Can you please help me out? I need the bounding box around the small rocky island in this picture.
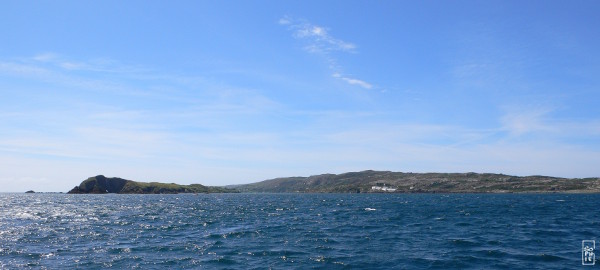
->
[68,175,237,194]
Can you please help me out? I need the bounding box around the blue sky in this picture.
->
[1,1,600,191]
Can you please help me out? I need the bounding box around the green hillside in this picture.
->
[231,170,600,193]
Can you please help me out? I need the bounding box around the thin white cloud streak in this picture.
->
[0,62,49,77]
[332,73,372,89]
[0,60,148,100]
[30,52,146,73]
[342,78,372,89]
[280,16,374,90]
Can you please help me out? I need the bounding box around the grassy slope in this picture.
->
[120,181,233,194]
[233,170,600,193]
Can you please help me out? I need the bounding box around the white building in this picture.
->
[371,186,397,192]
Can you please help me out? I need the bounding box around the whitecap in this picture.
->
[364,208,376,211]
[15,212,36,220]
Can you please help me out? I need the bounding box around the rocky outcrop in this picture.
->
[68,175,129,194]
[67,175,237,194]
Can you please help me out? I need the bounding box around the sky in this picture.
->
[1,1,600,192]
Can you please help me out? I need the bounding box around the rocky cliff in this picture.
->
[68,175,237,194]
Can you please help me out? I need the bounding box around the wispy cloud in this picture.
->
[500,108,554,136]
[333,73,372,89]
[280,16,374,90]
[278,17,291,25]
[0,54,285,161]
[500,107,600,140]
[29,52,145,73]
[280,16,356,53]
[32,52,59,62]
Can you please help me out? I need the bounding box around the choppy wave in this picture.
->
[0,193,597,269]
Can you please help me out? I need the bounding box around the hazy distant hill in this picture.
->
[68,175,237,194]
[231,170,600,193]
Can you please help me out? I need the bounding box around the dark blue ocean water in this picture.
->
[1,193,599,269]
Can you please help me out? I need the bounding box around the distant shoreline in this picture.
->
[16,192,600,195]
[231,170,600,194]
[39,170,600,194]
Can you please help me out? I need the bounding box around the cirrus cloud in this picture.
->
[280,16,375,90]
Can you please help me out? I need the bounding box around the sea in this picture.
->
[1,193,598,269]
